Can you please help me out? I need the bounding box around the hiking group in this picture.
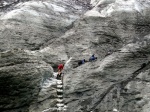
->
[78,54,97,66]
[56,54,97,80]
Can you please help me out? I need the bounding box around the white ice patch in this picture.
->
[115,0,147,13]
[95,0,116,8]
[53,72,58,79]
[64,57,72,71]
[134,1,143,12]
[1,1,44,20]
[113,108,119,112]
[65,57,72,66]
[51,4,66,12]
[41,78,57,90]
[17,1,44,8]
[1,9,21,19]
[90,0,97,6]
[1,1,60,20]
[69,15,79,19]
[39,46,51,53]
[24,9,39,16]
[85,10,104,17]
[119,47,129,53]
[100,4,115,17]
[42,72,58,89]
[3,1,9,6]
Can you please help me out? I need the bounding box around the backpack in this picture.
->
[57,73,62,80]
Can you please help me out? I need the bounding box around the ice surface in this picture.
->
[85,0,149,17]
[1,1,66,20]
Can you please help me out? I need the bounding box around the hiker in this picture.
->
[89,54,97,61]
[58,64,64,75]
[78,59,86,66]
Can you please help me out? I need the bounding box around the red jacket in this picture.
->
[58,64,64,70]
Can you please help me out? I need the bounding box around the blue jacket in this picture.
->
[82,60,85,64]
[89,55,96,61]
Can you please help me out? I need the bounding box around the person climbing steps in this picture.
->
[58,63,64,75]
[42,63,66,112]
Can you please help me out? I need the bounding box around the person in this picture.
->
[78,59,86,66]
[58,64,64,75]
[89,54,97,61]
